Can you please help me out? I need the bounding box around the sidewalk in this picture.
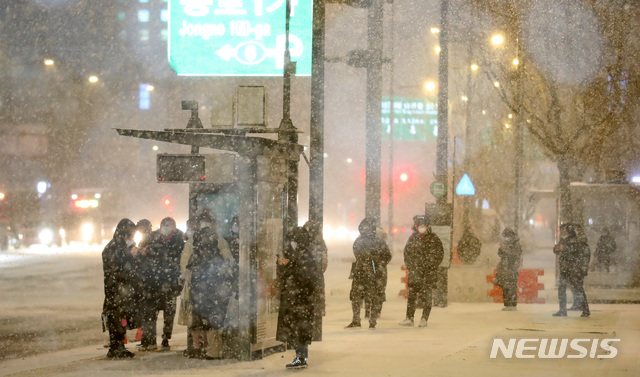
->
[2,256,639,377]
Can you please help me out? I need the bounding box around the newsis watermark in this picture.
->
[490,338,621,359]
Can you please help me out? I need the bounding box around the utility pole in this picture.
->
[387,0,396,251]
[435,0,449,204]
[365,0,384,224]
[309,0,326,228]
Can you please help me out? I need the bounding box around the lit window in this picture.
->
[138,9,150,22]
[139,29,149,41]
[161,29,168,41]
[139,84,151,110]
[161,9,168,22]
[139,0,149,3]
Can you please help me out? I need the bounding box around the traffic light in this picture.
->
[163,197,171,207]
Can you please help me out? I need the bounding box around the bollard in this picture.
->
[487,268,545,304]
[399,265,409,298]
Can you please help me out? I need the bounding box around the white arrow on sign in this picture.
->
[216,45,236,61]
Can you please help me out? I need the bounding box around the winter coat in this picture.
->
[494,237,522,288]
[555,234,590,279]
[276,229,319,346]
[143,229,186,296]
[188,226,234,331]
[306,222,328,341]
[404,229,444,289]
[351,218,392,301]
[102,226,139,327]
[595,234,616,264]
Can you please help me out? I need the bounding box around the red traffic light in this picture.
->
[163,198,171,207]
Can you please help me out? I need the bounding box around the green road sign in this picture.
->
[168,0,313,76]
[430,181,447,198]
[381,97,438,141]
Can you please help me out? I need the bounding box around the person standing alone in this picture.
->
[399,215,444,328]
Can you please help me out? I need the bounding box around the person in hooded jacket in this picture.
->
[345,218,392,330]
[553,223,590,317]
[135,219,161,351]
[399,215,444,328]
[494,228,522,311]
[276,227,320,369]
[102,218,139,359]
[568,223,591,311]
[141,217,185,351]
[303,221,328,341]
[187,209,234,359]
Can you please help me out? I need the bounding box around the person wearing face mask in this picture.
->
[345,218,392,330]
[494,228,522,311]
[276,227,319,369]
[553,223,590,317]
[141,217,185,352]
[101,218,139,359]
[399,215,444,328]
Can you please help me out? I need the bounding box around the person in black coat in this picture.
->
[187,209,234,359]
[494,228,522,311]
[594,227,616,272]
[399,215,444,328]
[102,218,139,359]
[304,221,328,341]
[141,217,185,351]
[553,223,590,317]
[276,227,319,369]
[345,218,392,330]
[135,219,161,350]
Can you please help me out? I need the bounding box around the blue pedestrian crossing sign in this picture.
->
[456,174,475,196]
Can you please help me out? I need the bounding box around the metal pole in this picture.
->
[462,44,472,231]
[309,0,325,228]
[436,0,449,207]
[514,36,524,233]
[387,0,396,251]
[278,0,299,230]
[365,0,384,224]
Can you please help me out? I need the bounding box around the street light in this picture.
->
[425,81,436,91]
[512,58,519,66]
[430,27,440,34]
[435,45,441,54]
[491,34,504,46]
[44,59,54,66]
[88,75,99,83]
[471,64,478,71]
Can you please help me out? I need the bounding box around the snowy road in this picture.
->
[1,244,639,376]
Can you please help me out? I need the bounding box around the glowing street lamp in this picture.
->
[435,45,441,54]
[430,27,440,34]
[491,34,504,46]
[88,75,99,83]
[44,59,54,66]
[512,58,519,66]
[471,64,478,71]
[424,81,436,91]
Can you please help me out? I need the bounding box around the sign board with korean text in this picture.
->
[381,97,438,141]
[168,0,313,76]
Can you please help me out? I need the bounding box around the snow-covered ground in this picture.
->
[1,243,639,376]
